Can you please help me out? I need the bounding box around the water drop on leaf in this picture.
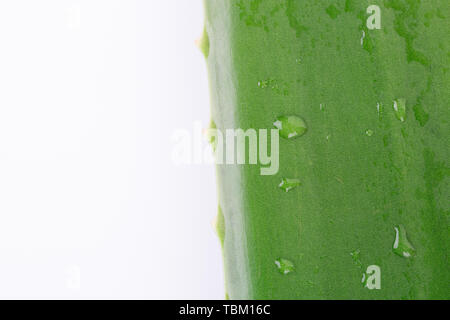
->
[274,115,307,139]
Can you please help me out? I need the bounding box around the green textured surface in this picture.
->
[203,0,449,299]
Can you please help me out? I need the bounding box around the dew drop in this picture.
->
[361,272,367,286]
[365,129,374,136]
[361,271,371,288]
[393,99,406,122]
[274,258,294,275]
[376,102,383,118]
[258,79,274,89]
[360,30,366,46]
[279,178,301,192]
[257,80,268,88]
[273,115,307,139]
[393,225,416,258]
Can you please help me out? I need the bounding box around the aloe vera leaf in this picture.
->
[203,0,449,299]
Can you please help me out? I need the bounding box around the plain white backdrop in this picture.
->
[0,0,223,299]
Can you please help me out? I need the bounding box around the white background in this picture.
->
[0,0,223,299]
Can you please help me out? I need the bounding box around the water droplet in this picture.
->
[274,258,294,275]
[393,99,406,122]
[365,129,374,136]
[361,271,370,288]
[360,30,366,46]
[257,80,269,88]
[393,225,416,258]
[376,102,383,118]
[296,58,302,64]
[279,178,301,192]
[273,115,307,139]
